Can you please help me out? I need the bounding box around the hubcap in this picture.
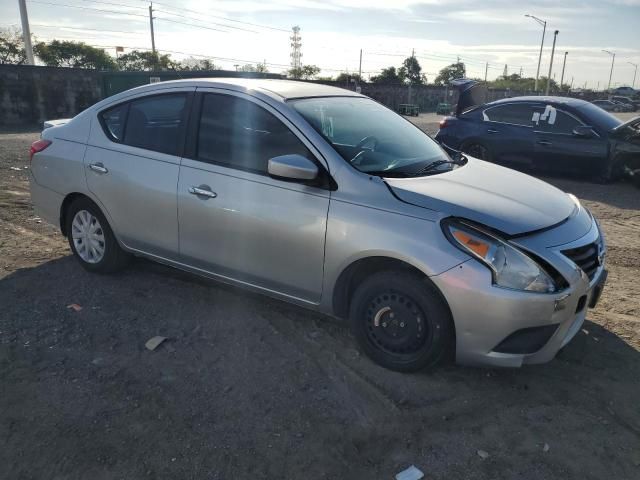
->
[365,292,430,357]
[71,210,105,264]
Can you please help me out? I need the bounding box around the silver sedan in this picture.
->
[29,79,607,371]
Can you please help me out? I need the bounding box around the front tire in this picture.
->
[65,197,130,273]
[349,271,454,372]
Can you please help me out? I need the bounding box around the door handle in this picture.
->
[189,185,217,199]
[89,163,108,174]
[537,140,552,146]
[487,128,499,134]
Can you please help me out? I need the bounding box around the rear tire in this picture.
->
[348,271,454,372]
[65,197,130,273]
[462,142,492,161]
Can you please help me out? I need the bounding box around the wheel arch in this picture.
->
[331,256,453,322]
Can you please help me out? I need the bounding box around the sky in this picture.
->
[1,0,639,89]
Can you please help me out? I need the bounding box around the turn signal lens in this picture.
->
[452,230,490,258]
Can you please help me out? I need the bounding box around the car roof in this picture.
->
[114,78,362,101]
[485,96,591,108]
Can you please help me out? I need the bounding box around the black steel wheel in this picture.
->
[349,271,454,372]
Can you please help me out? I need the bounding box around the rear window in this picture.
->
[99,93,188,155]
[124,94,187,155]
[484,104,532,126]
[100,103,127,141]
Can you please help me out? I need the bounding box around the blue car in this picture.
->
[435,80,640,183]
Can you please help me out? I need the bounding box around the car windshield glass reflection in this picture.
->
[291,97,459,177]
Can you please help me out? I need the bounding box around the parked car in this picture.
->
[592,99,625,112]
[30,78,608,371]
[613,86,637,96]
[611,95,639,111]
[611,100,635,112]
[435,79,640,183]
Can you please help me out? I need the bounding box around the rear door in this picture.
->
[85,88,193,259]
[532,104,608,174]
[177,90,331,303]
[479,103,535,167]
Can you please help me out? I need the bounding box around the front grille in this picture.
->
[562,242,600,280]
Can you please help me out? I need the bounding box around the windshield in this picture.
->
[290,97,454,177]
[576,102,622,131]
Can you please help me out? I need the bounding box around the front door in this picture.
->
[85,89,192,259]
[531,104,609,175]
[177,91,331,303]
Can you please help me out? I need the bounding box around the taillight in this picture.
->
[439,118,449,129]
[30,139,51,162]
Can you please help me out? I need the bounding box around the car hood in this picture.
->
[385,158,576,236]
[611,115,640,134]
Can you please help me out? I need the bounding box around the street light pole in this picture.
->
[629,62,638,89]
[525,14,546,92]
[560,51,568,92]
[545,30,559,95]
[603,50,615,93]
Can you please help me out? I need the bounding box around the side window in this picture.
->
[197,94,311,174]
[484,104,532,126]
[100,103,127,141]
[531,105,582,134]
[123,93,187,155]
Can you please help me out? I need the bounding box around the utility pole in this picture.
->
[560,51,568,91]
[571,76,574,90]
[545,30,559,95]
[519,66,523,77]
[628,62,638,89]
[603,50,615,93]
[408,48,415,104]
[484,62,488,82]
[18,0,35,65]
[148,1,156,70]
[358,49,362,79]
[525,14,546,92]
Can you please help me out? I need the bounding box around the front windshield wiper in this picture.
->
[364,170,415,178]
[412,157,467,176]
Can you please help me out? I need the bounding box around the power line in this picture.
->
[154,8,258,33]
[153,16,228,34]
[28,1,148,18]
[144,0,290,32]
[82,0,147,10]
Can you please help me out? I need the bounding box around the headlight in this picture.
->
[443,219,556,293]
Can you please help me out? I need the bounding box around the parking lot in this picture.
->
[1,125,639,479]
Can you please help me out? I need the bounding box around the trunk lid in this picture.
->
[451,79,488,117]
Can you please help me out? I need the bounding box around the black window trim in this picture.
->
[185,90,336,191]
[97,90,194,157]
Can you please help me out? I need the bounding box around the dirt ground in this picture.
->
[1,127,639,480]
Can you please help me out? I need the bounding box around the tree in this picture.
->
[0,27,27,65]
[370,66,403,84]
[116,50,175,71]
[401,56,425,85]
[177,57,218,71]
[237,62,269,73]
[34,40,116,69]
[433,62,466,86]
[335,72,363,84]
[287,64,320,80]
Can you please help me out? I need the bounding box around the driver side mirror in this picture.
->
[268,154,318,181]
[572,125,596,138]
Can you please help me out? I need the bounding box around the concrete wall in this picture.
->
[0,65,102,127]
